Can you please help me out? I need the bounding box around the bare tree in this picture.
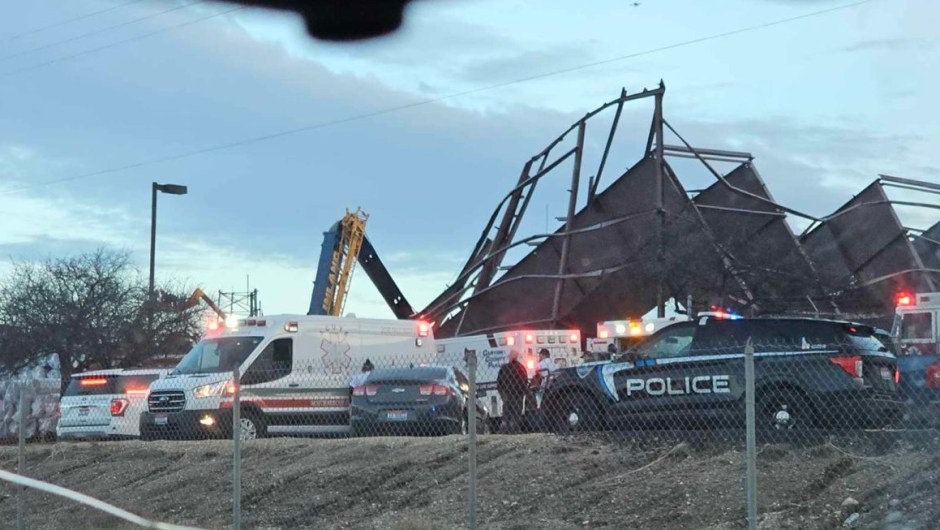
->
[0,249,204,391]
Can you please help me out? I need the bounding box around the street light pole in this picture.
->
[149,182,159,303]
[148,182,188,346]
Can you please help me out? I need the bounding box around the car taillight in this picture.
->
[419,384,450,396]
[353,385,378,396]
[830,356,863,379]
[926,364,940,389]
[895,368,901,385]
[110,398,129,417]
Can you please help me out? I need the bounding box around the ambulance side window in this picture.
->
[242,338,293,385]
[637,324,696,359]
[901,312,933,340]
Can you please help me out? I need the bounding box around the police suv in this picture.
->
[542,316,902,432]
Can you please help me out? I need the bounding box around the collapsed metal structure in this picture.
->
[403,83,939,337]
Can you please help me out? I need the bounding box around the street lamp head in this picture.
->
[156,183,188,195]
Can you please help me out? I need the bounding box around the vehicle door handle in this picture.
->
[288,383,299,388]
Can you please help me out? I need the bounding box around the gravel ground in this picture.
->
[0,433,938,529]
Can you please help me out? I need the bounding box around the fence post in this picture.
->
[464,348,478,530]
[232,367,241,530]
[17,386,26,530]
[744,338,757,530]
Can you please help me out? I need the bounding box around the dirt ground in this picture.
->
[0,432,938,530]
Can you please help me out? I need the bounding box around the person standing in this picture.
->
[349,358,374,396]
[533,348,556,409]
[496,350,528,434]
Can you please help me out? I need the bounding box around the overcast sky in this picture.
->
[0,0,937,319]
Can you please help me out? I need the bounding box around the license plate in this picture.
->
[880,367,892,381]
[78,408,90,417]
[154,414,168,426]
[386,410,408,421]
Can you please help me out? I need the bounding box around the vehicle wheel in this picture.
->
[756,389,811,431]
[447,411,468,436]
[239,413,266,440]
[352,423,376,437]
[551,392,600,433]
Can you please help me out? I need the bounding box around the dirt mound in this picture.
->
[0,434,938,529]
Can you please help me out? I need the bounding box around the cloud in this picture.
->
[835,37,938,54]
[459,47,597,84]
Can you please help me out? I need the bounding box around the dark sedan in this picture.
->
[350,366,489,436]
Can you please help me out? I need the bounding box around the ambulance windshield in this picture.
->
[174,336,264,375]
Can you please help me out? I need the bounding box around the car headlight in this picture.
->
[193,381,230,399]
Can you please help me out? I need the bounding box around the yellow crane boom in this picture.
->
[320,208,369,316]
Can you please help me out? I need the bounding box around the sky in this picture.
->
[0,0,937,319]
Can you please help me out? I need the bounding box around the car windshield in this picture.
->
[173,337,264,375]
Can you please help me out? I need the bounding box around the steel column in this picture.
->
[551,120,585,325]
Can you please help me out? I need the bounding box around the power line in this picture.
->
[1,0,878,195]
[0,4,241,80]
[0,1,204,64]
[0,0,147,43]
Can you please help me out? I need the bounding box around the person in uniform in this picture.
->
[496,350,528,434]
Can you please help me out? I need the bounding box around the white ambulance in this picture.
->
[435,329,583,429]
[140,314,435,440]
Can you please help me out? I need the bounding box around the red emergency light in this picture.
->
[417,321,430,337]
[896,292,913,307]
[598,328,609,339]
[506,336,516,346]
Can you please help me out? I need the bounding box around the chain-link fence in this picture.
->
[2,317,938,529]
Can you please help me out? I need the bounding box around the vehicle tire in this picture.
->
[551,392,600,434]
[756,389,811,432]
[446,411,468,436]
[239,412,266,440]
[352,423,376,437]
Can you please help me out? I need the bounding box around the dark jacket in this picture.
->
[497,359,528,397]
